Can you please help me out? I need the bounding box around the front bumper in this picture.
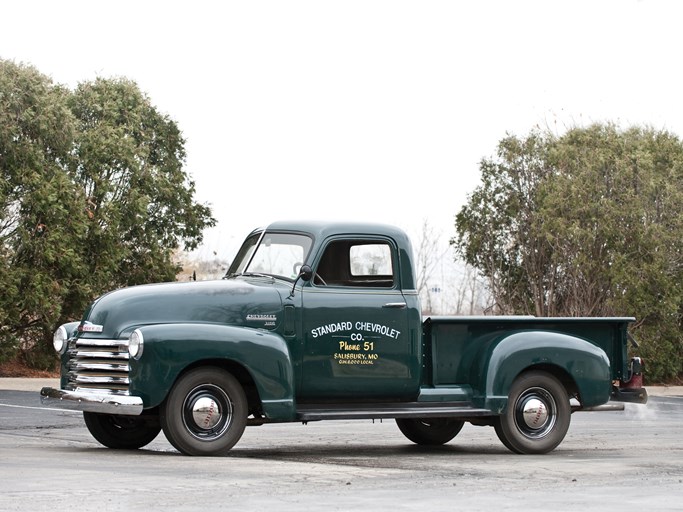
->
[40,387,143,416]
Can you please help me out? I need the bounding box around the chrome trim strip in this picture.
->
[72,375,130,385]
[71,386,131,396]
[69,361,130,372]
[305,288,406,295]
[40,387,143,415]
[71,350,129,360]
[382,302,407,308]
[76,338,128,347]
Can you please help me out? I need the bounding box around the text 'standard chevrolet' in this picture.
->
[42,221,647,455]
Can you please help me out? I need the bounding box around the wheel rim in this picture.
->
[181,384,233,441]
[513,386,557,439]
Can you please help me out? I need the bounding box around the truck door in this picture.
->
[299,237,417,401]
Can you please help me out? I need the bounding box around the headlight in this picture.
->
[53,326,68,355]
[128,329,144,359]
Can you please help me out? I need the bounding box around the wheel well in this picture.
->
[180,359,262,416]
[518,364,579,401]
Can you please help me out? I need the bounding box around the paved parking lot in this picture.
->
[1,380,681,511]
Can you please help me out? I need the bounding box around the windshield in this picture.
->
[227,231,313,281]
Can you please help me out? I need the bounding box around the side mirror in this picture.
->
[299,265,314,282]
[289,264,313,299]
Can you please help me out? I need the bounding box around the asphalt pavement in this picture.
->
[1,377,682,512]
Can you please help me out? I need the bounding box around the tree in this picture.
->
[452,132,559,316]
[0,60,215,369]
[453,123,683,383]
[66,77,215,295]
[0,60,86,366]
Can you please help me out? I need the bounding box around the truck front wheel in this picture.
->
[396,418,465,445]
[494,371,570,454]
[160,367,247,456]
[83,412,161,449]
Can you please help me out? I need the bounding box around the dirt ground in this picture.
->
[0,358,58,378]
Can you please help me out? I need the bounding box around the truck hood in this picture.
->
[83,278,285,339]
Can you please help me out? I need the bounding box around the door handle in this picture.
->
[383,302,407,308]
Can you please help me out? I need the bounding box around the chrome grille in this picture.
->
[66,338,131,395]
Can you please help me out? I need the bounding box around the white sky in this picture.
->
[3,0,683,261]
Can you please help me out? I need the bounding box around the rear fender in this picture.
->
[128,323,296,420]
[481,331,611,413]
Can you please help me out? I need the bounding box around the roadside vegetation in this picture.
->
[454,124,683,383]
[0,59,215,370]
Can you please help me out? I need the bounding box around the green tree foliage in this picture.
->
[0,60,86,366]
[453,124,683,383]
[0,60,215,369]
[67,77,214,294]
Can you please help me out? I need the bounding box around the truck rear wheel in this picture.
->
[396,418,465,445]
[160,367,247,456]
[83,412,161,450]
[494,370,570,454]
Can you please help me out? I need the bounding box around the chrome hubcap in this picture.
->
[191,396,221,430]
[182,384,233,441]
[521,398,548,429]
[514,387,557,439]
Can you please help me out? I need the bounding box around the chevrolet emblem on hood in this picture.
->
[246,314,276,322]
[78,322,104,333]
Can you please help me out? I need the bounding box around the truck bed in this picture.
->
[424,316,635,385]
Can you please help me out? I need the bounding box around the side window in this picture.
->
[315,239,395,287]
[350,244,392,277]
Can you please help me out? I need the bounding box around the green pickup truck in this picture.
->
[41,221,647,456]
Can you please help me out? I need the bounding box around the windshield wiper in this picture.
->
[226,272,293,283]
[242,272,275,279]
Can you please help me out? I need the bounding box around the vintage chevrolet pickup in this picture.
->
[41,221,647,456]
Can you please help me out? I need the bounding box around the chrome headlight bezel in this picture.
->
[128,329,144,359]
[53,326,69,355]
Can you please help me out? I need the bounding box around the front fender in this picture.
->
[481,331,611,413]
[128,323,296,420]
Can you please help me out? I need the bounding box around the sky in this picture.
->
[2,0,683,262]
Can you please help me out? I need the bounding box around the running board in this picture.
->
[296,402,492,421]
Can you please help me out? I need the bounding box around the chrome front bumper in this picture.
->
[40,387,143,416]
